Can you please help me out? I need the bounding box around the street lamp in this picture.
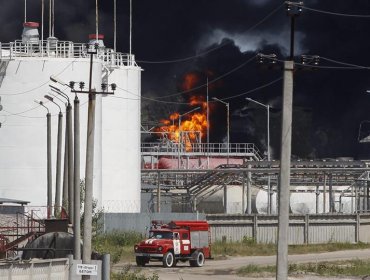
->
[34,100,52,218]
[212,97,230,164]
[49,84,74,224]
[50,77,82,260]
[245,97,271,213]
[178,107,201,169]
[44,95,63,217]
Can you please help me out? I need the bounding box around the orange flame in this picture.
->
[155,72,215,150]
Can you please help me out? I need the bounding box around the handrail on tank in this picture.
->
[0,39,137,67]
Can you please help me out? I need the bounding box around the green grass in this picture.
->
[238,264,276,277]
[92,231,143,264]
[289,260,370,276]
[92,231,370,264]
[111,265,159,280]
[212,239,370,259]
[238,259,370,277]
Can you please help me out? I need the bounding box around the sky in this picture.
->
[1,0,370,159]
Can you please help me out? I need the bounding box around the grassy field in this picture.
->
[212,239,370,259]
[237,259,370,278]
[92,231,370,264]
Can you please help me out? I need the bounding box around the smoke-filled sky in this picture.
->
[1,0,370,159]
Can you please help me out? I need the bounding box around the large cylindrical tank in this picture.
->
[0,57,102,207]
[200,185,353,215]
[101,65,141,212]
[0,40,141,213]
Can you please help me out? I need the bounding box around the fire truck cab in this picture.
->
[134,220,211,267]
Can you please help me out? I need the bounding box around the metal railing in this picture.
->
[0,210,45,256]
[141,142,263,159]
[0,40,136,67]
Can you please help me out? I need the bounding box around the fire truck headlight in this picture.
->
[158,246,163,252]
[134,245,139,252]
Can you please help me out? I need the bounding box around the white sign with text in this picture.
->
[76,264,98,276]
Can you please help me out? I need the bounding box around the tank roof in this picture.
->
[23,22,39,28]
[0,198,30,205]
[89,34,104,40]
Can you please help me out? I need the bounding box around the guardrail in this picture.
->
[0,40,136,67]
[141,142,263,160]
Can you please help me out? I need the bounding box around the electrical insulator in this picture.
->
[79,82,85,90]
[101,83,107,91]
[313,56,320,65]
[111,83,117,91]
[69,81,75,89]
[269,54,277,64]
[257,54,264,64]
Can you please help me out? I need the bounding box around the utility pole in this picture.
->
[73,92,81,259]
[276,60,294,280]
[77,44,115,273]
[276,2,302,279]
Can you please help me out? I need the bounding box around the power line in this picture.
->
[222,76,283,101]
[320,57,370,69]
[136,3,284,64]
[262,55,370,70]
[0,60,77,96]
[155,54,257,99]
[1,100,88,119]
[114,76,283,104]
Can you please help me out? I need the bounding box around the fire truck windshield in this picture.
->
[149,231,173,239]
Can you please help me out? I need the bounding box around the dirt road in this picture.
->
[113,249,370,280]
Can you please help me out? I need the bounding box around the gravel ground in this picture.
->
[113,249,370,280]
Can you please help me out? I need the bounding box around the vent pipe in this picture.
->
[88,34,105,48]
[22,22,40,44]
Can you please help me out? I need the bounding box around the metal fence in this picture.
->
[207,214,370,244]
[102,213,370,245]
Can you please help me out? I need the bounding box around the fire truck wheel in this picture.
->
[163,252,175,267]
[190,251,205,267]
[136,256,146,267]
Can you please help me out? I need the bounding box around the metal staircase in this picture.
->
[0,212,45,258]
[0,60,9,87]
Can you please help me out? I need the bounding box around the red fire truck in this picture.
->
[134,220,211,267]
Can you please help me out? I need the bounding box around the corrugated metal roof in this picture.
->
[0,198,30,205]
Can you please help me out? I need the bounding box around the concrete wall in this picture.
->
[206,213,370,244]
[0,258,69,279]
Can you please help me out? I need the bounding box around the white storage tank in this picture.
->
[0,31,142,213]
